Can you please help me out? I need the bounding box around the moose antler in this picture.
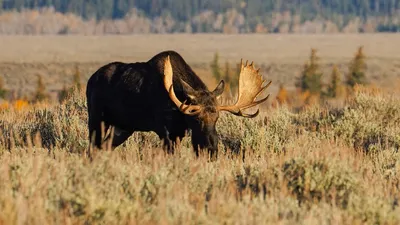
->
[163,55,202,115]
[217,59,271,118]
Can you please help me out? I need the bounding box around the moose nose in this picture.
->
[207,135,218,149]
[207,135,219,160]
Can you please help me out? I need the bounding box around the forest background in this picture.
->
[0,0,399,35]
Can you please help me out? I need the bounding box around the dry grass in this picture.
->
[0,86,399,224]
[1,34,400,99]
[1,34,400,223]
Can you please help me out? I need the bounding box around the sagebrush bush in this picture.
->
[282,157,359,209]
[333,86,400,152]
[0,86,400,224]
[0,89,88,152]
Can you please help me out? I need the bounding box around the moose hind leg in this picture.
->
[88,118,109,150]
[87,96,109,150]
[161,137,175,154]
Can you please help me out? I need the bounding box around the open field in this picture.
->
[0,86,400,224]
[1,34,400,224]
[2,34,400,63]
[1,34,400,99]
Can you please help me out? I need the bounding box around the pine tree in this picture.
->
[58,82,70,103]
[223,61,231,94]
[73,64,82,91]
[223,61,240,95]
[34,74,48,102]
[296,48,323,96]
[210,52,222,82]
[0,76,7,99]
[232,61,240,93]
[346,46,367,88]
[327,64,342,98]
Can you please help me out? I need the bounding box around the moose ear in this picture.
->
[212,80,225,97]
[180,80,197,100]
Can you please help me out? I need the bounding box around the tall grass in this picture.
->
[0,86,399,224]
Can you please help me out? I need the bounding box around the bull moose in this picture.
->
[86,50,271,158]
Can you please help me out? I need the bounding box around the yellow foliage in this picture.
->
[14,99,29,111]
[0,101,10,111]
[0,99,30,112]
[298,90,320,106]
[306,94,320,106]
[299,90,311,103]
[276,84,288,105]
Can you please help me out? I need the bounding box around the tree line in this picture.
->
[2,0,399,21]
[0,0,399,34]
[0,45,374,111]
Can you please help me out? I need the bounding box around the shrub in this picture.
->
[283,158,359,209]
[346,46,367,89]
[210,52,222,82]
[0,76,8,99]
[276,84,289,105]
[13,99,29,111]
[33,74,49,103]
[326,64,344,98]
[296,48,324,97]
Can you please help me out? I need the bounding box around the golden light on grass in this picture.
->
[0,33,400,224]
[0,101,10,111]
[0,86,399,224]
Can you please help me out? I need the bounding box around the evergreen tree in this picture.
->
[210,52,222,82]
[232,62,240,94]
[0,0,399,31]
[73,64,82,91]
[58,82,70,103]
[326,64,342,98]
[296,48,323,96]
[222,61,239,95]
[0,76,8,99]
[223,61,231,94]
[34,74,48,102]
[346,46,367,88]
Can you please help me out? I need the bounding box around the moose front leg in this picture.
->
[159,126,186,154]
[103,126,133,149]
[162,137,175,154]
[191,144,218,161]
[191,134,219,161]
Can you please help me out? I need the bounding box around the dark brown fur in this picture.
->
[86,50,225,158]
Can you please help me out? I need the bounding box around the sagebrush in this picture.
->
[0,86,399,225]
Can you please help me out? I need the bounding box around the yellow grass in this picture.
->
[1,33,400,224]
[0,87,400,224]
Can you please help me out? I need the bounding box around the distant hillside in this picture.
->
[0,0,399,34]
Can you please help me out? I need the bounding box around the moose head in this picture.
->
[163,56,272,157]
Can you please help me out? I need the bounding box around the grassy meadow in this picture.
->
[0,34,400,224]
